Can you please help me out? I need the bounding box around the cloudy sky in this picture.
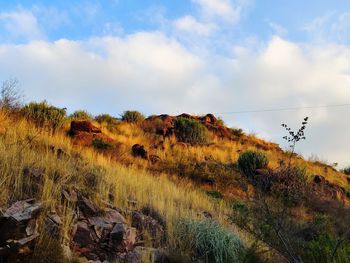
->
[1,0,350,167]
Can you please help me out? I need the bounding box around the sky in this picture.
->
[0,0,350,167]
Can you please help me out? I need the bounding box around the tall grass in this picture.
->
[0,111,237,259]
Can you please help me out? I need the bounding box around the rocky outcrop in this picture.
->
[144,113,235,141]
[311,175,350,205]
[70,121,114,147]
[0,199,42,259]
[70,121,101,135]
[62,190,166,262]
[0,192,168,263]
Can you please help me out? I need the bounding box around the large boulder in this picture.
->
[0,200,42,258]
[131,144,149,160]
[200,113,217,125]
[70,121,101,135]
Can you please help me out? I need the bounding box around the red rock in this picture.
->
[73,221,94,247]
[70,121,101,135]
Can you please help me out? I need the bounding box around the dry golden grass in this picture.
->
[0,111,242,258]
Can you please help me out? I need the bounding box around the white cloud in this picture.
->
[174,15,217,36]
[0,9,44,41]
[303,12,350,43]
[268,21,288,36]
[192,0,249,24]
[0,31,349,166]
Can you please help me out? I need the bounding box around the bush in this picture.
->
[69,110,93,120]
[238,151,268,177]
[341,166,350,175]
[206,190,224,199]
[22,101,66,132]
[92,138,113,150]
[174,117,210,145]
[121,110,145,123]
[174,219,246,263]
[230,128,245,138]
[95,114,116,124]
[305,234,350,263]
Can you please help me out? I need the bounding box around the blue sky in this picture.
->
[0,0,350,166]
[1,0,350,45]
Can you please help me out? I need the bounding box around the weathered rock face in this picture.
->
[70,121,102,135]
[70,121,114,147]
[0,199,42,259]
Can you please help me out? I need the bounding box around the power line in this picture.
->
[213,103,350,115]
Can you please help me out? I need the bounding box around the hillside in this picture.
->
[0,103,349,263]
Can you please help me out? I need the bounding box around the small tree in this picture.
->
[0,78,22,111]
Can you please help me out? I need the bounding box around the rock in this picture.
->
[78,195,99,217]
[131,144,149,160]
[0,200,42,259]
[70,121,101,135]
[200,114,217,125]
[110,223,136,252]
[313,175,325,184]
[131,211,165,247]
[149,155,161,165]
[45,212,62,239]
[73,221,95,247]
[3,199,42,223]
[103,209,126,224]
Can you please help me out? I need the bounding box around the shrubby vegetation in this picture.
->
[69,110,93,120]
[230,127,245,138]
[341,166,350,175]
[174,117,210,145]
[22,101,66,132]
[92,138,113,150]
[95,113,116,124]
[238,150,268,177]
[121,110,145,123]
[174,219,247,263]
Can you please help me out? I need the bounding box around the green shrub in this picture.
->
[22,101,66,132]
[174,219,246,263]
[174,117,210,145]
[230,128,245,138]
[206,190,224,199]
[121,110,145,123]
[92,138,113,150]
[69,110,93,120]
[305,234,350,263]
[238,151,268,177]
[95,114,116,124]
[341,166,350,175]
